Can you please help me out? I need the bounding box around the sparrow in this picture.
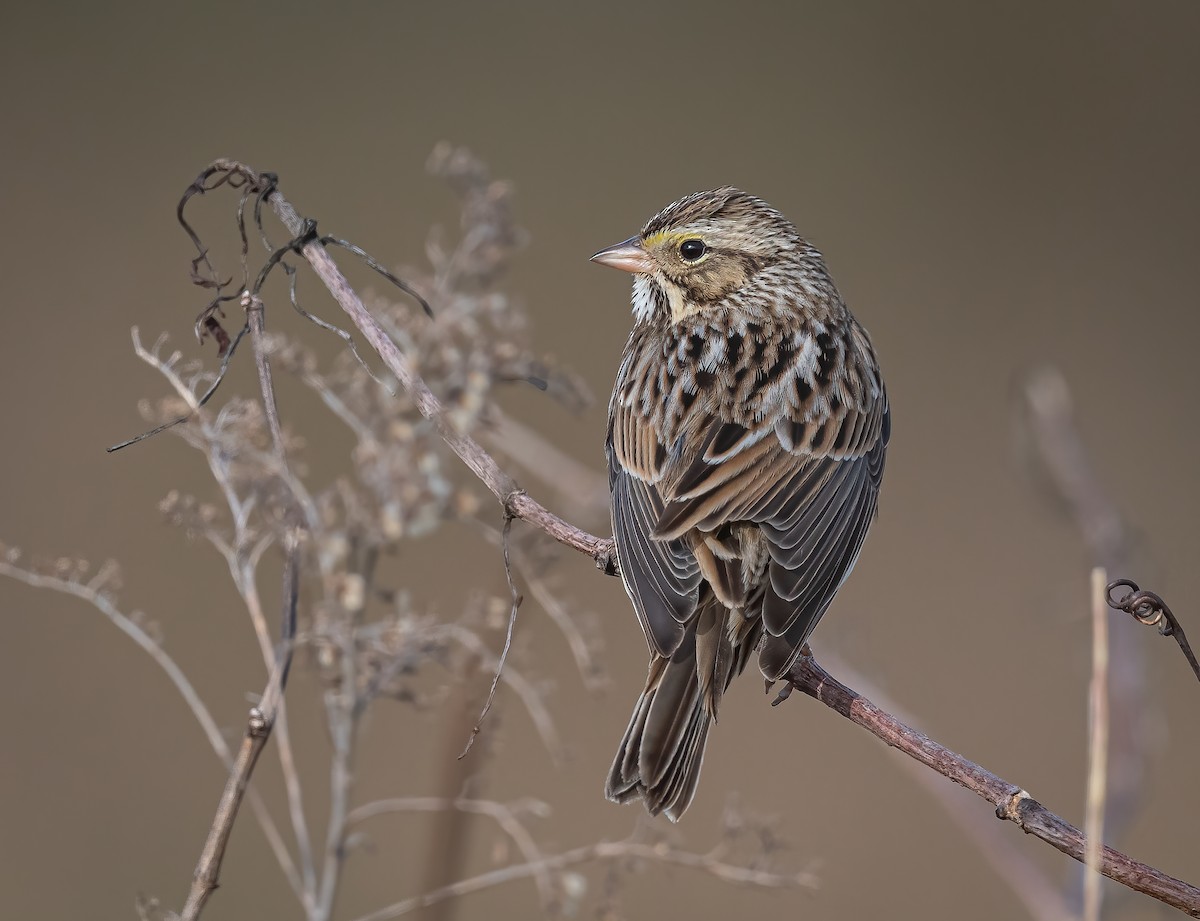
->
[591,188,889,820]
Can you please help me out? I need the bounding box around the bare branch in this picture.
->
[819,652,1076,921]
[778,656,1200,918]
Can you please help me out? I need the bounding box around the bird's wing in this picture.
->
[608,321,888,675]
[607,399,702,658]
[649,342,889,679]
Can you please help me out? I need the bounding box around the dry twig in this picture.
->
[459,515,523,759]
[349,833,817,921]
[179,290,304,921]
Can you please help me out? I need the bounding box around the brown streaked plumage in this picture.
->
[592,188,889,821]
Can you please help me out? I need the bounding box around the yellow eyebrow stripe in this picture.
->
[643,229,689,250]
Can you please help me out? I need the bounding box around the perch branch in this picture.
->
[818,652,1075,921]
[777,657,1200,918]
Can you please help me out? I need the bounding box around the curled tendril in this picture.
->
[1106,579,1173,631]
[1106,579,1200,683]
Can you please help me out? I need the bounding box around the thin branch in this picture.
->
[179,540,300,921]
[178,284,304,921]
[460,515,523,759]
[475,518,606,691]
[481,406,609,521]
[314,607,359,921]
[819,652,1076,921]
[0,557,304,900]
[436,622,564,764]
[237,557,317,905]
[348,835,817,921]
[1084,567,1110,921]
[777,656,1200,919]
[345,796,557,910]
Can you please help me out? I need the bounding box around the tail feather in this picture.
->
[605,651,708,820]
[641,640,703,789]
[606,626,725,822]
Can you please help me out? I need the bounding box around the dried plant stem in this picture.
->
[1019,367,1148,866]
[1084,567,1110,921]
[180,707,274,919]
[347,797,557,910]
[180,546,300,920]
[475,518,606,690]
[209,160,616,574]
[348,836,817,921]
[459,515,523,759]
[237,561,317,906]
[179,288,305,920]
[314,615,359,921]
[0,560,304,900]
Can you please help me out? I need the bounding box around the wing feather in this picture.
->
[611,467,700,657]
[608,318,888,680]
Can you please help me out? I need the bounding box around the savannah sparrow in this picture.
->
[591,188,889,821]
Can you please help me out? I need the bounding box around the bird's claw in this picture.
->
[770,681,795,707]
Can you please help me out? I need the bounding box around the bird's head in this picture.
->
[591,187,821,324]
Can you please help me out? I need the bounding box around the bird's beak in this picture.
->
[590,236,654,275]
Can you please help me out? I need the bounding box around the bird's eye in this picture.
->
[679,239,707,261]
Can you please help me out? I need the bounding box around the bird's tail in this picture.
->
[605,631,712,822]
[607,591,757,821]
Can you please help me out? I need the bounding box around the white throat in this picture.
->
[630,275,657,323]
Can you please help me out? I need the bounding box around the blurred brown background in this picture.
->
[2,2,1198,919]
